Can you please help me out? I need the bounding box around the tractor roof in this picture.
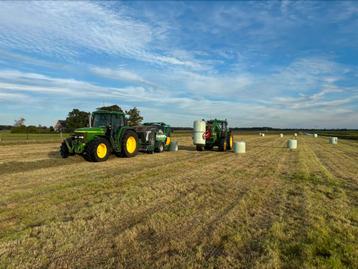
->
[93,110,125,115]
[207,119,227,124]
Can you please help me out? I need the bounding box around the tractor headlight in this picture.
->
[73,133,86,140]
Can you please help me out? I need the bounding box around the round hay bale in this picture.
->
[280,133,283,137]
[329,137,338,144]
[314,134,318,138]
[234,141,246,154]
[287,139,297,149]
[169,141,178,151]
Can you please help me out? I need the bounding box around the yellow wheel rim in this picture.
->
[126,136,136,154]
[166,136,171,145]
[230,135,233,148]
[97,143,107,159]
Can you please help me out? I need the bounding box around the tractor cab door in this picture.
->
[111,114,124,137]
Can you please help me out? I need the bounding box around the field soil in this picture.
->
[0,135,357,268]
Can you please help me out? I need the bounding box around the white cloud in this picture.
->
[0,2,199,68]
[0,92,30,102]
[0,54,357,128]
[90,67,149,84]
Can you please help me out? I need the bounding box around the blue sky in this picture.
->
[0,1,357,128]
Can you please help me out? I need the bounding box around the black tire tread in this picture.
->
[85,137,110,162]
[121,130,139,158]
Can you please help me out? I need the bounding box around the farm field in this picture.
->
[0,134,357,268]
[0,130,69,145]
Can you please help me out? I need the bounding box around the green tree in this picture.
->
[126,107,143,126]
[14,117,25,127]
[97,105,123,112]
[66,109,90,131]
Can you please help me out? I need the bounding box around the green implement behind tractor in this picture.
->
[60,110,171,162]
[143,122,171,152]
[193,119,234,151]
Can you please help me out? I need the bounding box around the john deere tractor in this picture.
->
[193,119,233,151]
[60,110,164,162]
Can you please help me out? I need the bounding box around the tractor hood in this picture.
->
[74,127,105,134]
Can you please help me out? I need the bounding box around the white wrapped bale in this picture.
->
[170,141,178,151]
[329,137,338,144]
[294,133,298,137]
[193,120,206,145]
[234,141,246,154]
[287,139,297,149]
[314,134,318,138]
[280,133,283,137]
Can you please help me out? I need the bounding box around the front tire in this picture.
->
[86,138,110,162]
[155,142,164,153]
[121,130,139,158]
[60,141,69,158]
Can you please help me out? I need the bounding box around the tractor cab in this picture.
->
[92,110,125,132]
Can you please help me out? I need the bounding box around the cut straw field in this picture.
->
[0,134,357,268]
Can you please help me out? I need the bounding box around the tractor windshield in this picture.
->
[93,113,112,127]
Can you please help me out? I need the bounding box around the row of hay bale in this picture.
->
[261,133,321,138]
[234,136,338,154]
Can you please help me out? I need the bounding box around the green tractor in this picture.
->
[60,110,164,162]
[193,119,234,151]
[142,122,172,152]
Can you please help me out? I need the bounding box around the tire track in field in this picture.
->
[0,136,272,202]
[302,138,358,212]
[1,136,269,242]
[22,138,278,268]
[310,139,358,181]
[292,138,357,268]
[0,136,270,215]
[0,136,280,267]
[312,137,358,163]
[0,152,226,237]
[0,150,217,199]
[194,139,291,267]
[13,149,258,268]
[103,138,288,267]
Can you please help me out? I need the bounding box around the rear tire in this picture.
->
[121,130,139,158]
[226,131,233,150]
[219,138,227,152]
[86,138,110,162]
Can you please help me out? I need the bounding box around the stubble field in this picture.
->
[0,134,357,268]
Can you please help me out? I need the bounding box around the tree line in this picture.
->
[11,105,143,133]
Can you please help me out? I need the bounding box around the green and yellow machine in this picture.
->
[143,122,171,152]
[193,119,234,151]
[60,110,170,162]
